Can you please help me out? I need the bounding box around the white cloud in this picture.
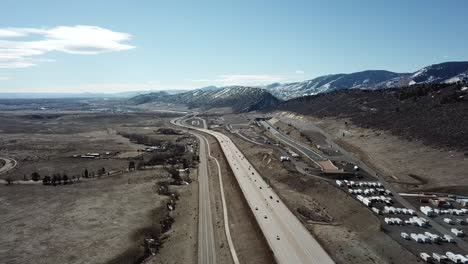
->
[192,74,284,86]
[0,25,134,68]
[295,70,304,74]
[0,29,29,38]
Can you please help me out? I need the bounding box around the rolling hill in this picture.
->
[129,86,280,112]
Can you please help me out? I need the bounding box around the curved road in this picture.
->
[173,116,334,264]
[0,158,17,174]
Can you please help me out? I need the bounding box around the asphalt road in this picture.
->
[260,121,327,168]
[0,158,17,174]
[193,133,217,264]
[199,134,240,264]
[173,116,335,264]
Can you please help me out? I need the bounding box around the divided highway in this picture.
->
[173,116,335,264]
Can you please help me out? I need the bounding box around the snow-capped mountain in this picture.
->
[130,61,468,107]
[266,62,468,100]
[265,71,407,100]
[130,86,280,112]
[410,61,468,85]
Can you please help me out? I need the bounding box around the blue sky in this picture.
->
[1,0,467,93]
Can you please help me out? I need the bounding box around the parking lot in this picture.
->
[335,179,468,263]
[406,195,468,242]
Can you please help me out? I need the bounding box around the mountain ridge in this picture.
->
[265,61,468,100]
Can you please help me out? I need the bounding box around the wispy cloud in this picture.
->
[0,75,10,81]
[0,81,191,93]
[295,70,305,74]
[192,74,284,86]
[0,25,134,68]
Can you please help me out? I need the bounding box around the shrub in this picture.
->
[31,172,41,181]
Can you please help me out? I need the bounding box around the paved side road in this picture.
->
[260,121,326,168]
[194,133,217,264]
[174,116,335,264]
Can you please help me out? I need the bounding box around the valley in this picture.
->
[1,78,467,264]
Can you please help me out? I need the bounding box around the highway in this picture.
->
[194,133,217,264]
[173,116,335,264]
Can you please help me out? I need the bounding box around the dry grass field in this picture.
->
[0,110,199,264]
[1,170,166,264]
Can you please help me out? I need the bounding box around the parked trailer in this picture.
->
[420,252,432,262]
[385,218,394,225]
[446,252,462,263]
[432,253,447,263]
[444,218,454,225]
[443,234,455,243]
[424,232,441,243]
[371,207,381,215]
[411,233,423,243]
[394,218,403,225]
[362,198,371,207]
[401,232,410,240]
[418,234,430,243]
[457,255,468,264]
[451,228,464,237]
[421,206,436,216]
[452,209,464,216]
[409,216,429,227]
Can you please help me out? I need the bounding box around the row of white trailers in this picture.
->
[347,187,391,196]
[443,218,468,226]
[384,206,416,215]
[401,231,454,243]
[385,216,429,227]
[421,206,468,217]
[420,252,468,263]
[356,194,392,207]
[337,180,383,188]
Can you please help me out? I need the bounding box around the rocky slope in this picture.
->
[275,83,468,151]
